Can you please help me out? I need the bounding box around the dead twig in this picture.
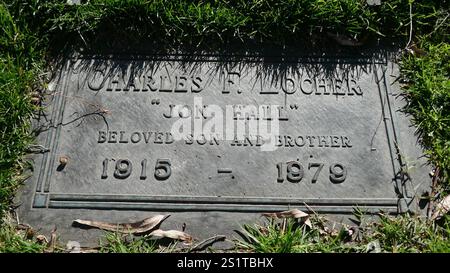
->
[406,1,413,49]
[427,167,440,219]
[188,235,226,252]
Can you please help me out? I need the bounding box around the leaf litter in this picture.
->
[73,214,193,244]
[73,215,169,234]
[431,194,450,220]
[262,208,312,228]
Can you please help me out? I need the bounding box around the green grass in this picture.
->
[235,214,450,253]
[235,217,362,253]
[368,214,450,252]
[0,0,449,252]
[0,219,46,253]
[0,2,47,252]
[99,232,159,253]
[237,219,312,253]
[0,2,40,220]
[401,43,450,188]
[5,0,448,53]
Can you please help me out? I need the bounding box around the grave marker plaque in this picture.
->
[19,53,430,242]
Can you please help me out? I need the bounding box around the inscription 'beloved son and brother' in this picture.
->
[97,131,352,148]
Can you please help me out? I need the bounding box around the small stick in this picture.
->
[427,167,440,219]
[405,1,413,49]
[188,235,226,252]
[303,202,319,217]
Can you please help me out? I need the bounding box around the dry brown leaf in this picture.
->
[59,156,69,166]
[31,97,41,105]
[303,218,312,229]
[149,229,193,244]
[431,195,450,220]
[406,43,427,57]
[25,227,35,239]
[36,234,48,244]
[45,228,57,253]
[73,214,170,234]
[262,209,312,228]
[262,209,308,219]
